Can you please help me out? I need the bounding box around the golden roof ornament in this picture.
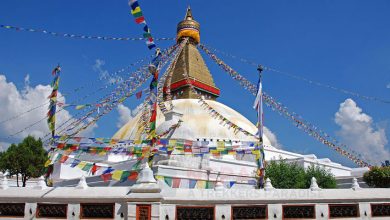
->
[177,6,200,44]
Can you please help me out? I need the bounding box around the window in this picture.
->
[176,206,214,220]
[136,205,151,220]
[283,205,315,219]
[80,203,114,219]
[371,203,390,217]
[36,203,67,218]
[232,205,267,219]
[0,203,25,217]
[329,204,359,218]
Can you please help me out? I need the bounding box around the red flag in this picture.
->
[91,164,99,175]
[100,173,112,182]
[172,178,181,188]
[136,91,142,99]
[57,143,65,149]
[59,155,69,163]
[135,16,145,24]
[70,145,78,151]
[128,171,138,180]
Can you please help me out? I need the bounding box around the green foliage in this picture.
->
[265,160,306,188]
[304,164,337,188]
[363,166,390,188]
[0,136,47,187]
[265,159,337,189]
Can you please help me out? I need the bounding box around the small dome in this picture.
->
[177,6,200,44]
[113,99,272,146]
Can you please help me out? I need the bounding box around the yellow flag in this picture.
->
[44,159,52,167]
[77,161,87,169]
[169,140,176,146]
[228,150,236,155]
[131,6,141,14]
[210,149,219,154]
[155,175,164,181]
[252,150,260,155]
[196,180,206,189]
[217,141,225,149]
[112,170,123,181]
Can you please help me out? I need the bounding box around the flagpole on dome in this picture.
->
[253,65,265,188]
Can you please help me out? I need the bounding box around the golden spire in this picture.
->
[177,6,200,44]
[184,6,193,20]
[164,7,220,101]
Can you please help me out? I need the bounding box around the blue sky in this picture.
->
[0,0,389,167]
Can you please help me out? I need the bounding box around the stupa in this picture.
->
[53,7,368,188]
[3,7,389,220]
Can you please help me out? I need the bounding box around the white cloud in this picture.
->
[264,126,281,149]
[0,74,97,149]
[116,103,143,128]
[335,98,389,165]
[117,104,132,128]
[386,82,390,89]
[93,59,122,84]
[24,74,30,87]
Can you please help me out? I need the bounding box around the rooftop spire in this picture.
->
[165,7,220,101]
[184,6,193,20]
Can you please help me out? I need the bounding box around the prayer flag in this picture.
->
[189,179,197,188]
[196,180,206,189]
[101,173,112,182]
[172,178,181,188]
[135,16,145,24]
[102,167,115,174]
[70,159,80,168]
[164,176,172,187]
[112,170,123,181]
[120,171,130,182]
[136,91,142,99]
[82,163,93,172]
[128,171,138,180]
[44,159,52,167]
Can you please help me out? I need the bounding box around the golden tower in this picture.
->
[164,7,220,100]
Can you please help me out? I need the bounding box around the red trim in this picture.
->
[164,79,220,96]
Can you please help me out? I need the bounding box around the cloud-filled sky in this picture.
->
[0,0,389,167]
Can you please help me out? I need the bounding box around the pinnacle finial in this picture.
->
[351,177,361,190]
[185,6,193,20]
[310,177,321,191]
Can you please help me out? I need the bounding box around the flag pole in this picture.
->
[255,65,265,188]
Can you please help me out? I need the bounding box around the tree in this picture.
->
[0,136,47,187]
[264,159,337,189]
[363,166,390,188]
[304,164,337,188]
[265,160,306,188]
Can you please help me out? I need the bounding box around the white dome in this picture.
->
[113,99,272,146]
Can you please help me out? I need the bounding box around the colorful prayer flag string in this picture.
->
[47,65,61,138]
[200,43,390,105]
[199,44,371,167]
[128,0,156,49]
[0,24,173,42]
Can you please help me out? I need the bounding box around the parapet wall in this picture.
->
[0,183,389,219]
